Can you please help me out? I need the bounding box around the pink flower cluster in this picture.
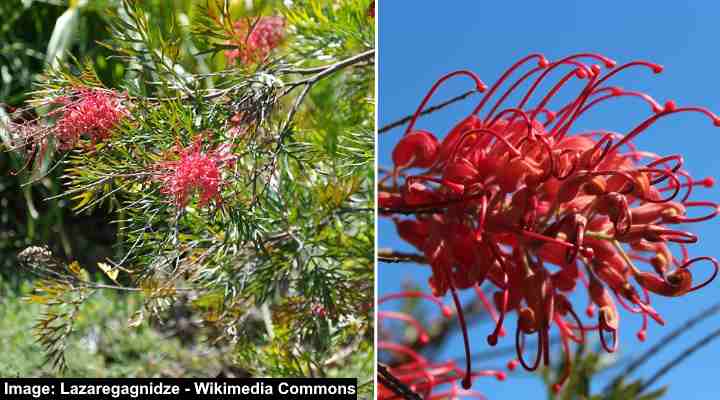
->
[53,88,128,150]
[155,137,233,208]
[225,16,285,65]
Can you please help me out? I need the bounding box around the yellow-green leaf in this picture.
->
[71,191,94,211]
[67,261,89,281]
[97,262,120,284]
[128,310,144,328]
[26,294,49,304]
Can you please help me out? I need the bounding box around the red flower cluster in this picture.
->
[53,88,128,150]
[155,136,233,208]
[225,16,285,65]
[379,291,506,398]
[380,53,720,392]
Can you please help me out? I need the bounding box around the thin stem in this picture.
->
[378,90,479,134]
[282,49,376,90]
[377,250,427,264]
[377,363,423,400]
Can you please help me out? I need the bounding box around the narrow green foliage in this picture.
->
[285,0,375,61]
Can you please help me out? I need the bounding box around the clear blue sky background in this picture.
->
[378,2,720,398]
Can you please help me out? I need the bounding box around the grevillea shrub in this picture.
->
[379,53,720,395]
[3,0,374,384]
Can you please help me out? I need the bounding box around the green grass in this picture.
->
[0,276,230,377]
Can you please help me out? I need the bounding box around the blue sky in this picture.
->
[378,2,720,398]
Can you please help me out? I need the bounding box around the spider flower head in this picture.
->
[53,88,128,150]
[155,135,234,208]
[379,291,505,399]
[380,53,720,391]
[225,16,285,65]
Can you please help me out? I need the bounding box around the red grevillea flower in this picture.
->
[379,291,505,399]
[53,88,128,150]
[154,136,233,208]
[379,53,720,392]
[225,16,285,65]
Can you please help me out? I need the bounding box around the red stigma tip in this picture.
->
[575,68,588,79]
[538,57,550,68]
[702,177,715,187]
[496,372,507,381]
[664,100,677,112]
[487,334,498,346]
[714,117,720,127]
[586,306,595,318]
[605,59,617,68]
[610,87,623,96]
[591,64,602,76]
[442,306,454,318]
[477,83,488,92]
[552,383,563,394]
[652,64,664,73]
[637,330,647,342]
[507,360,519,371]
